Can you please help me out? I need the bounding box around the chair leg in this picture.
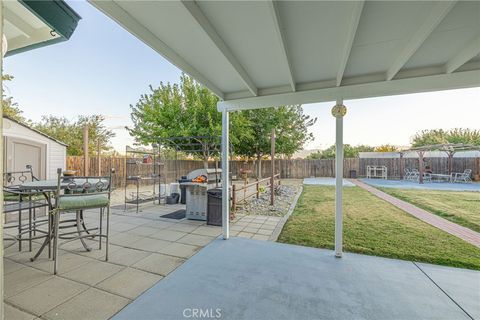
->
[99,208,103,250]
[53,211,60,275]
[18,208,22,251]
[76,211,91,252]
[29,208,32,252]
[105,206,110,262]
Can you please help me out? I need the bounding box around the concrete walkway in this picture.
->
[352,179,480,248]
[113,237,479,320]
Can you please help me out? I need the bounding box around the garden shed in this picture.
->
[3,116,67,179]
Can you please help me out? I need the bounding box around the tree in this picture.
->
[374,144,398,152]
[234,106,316,178]
[411,128,480,147]
[307,144,374,159]
[2,74,29,123]
[34,115,115,156]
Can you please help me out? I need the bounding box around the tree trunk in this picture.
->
[257,155,262,179]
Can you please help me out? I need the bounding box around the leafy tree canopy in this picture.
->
[411,128,480,147]
[33,115,115,156]
[374,144,399,152]
[2,74,30,124]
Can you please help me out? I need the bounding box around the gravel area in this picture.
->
[235,180,302,217]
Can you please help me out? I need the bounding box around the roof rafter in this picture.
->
[89,0,225,99]
[445,35,480,73]
[267,0,295,92]
[336,1,364,87]
[386,1,457,81]
[180,0,258,97]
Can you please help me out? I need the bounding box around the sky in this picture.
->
[4,1,480,153]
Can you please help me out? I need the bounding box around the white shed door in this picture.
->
[5,137,46,179]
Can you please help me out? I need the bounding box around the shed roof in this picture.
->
[3,116,68,147]
[90,1,480,110]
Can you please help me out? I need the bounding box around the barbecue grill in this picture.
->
[180,168,221,220]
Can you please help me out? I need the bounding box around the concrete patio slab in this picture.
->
[4,304,36,320]
[62,260,125,286]
[4,266,52,298]
[96,267,163,299]
[303,177,355,187]
[114,238,475,320]
[177,234,215,246]
[157,242,201,259]
[416,263,480,319]
[42,287,130,320]
[132,253,185,276]
[106,247,152,267]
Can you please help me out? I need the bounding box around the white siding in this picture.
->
[3,118,67,179]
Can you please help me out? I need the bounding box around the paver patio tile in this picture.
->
[96,267,163,299]
[251,234,270,241]
[238,232,254,239]
[69,243,122,260]
[181,219,205,226]
[256,229,273,236]
[133,253,185,276]
[42,287,130,320]
[109,233,144,247]
[191,226,222,237]
[7,276,88,316]
[29,252,94,274]
[149,229,187,241]
[243,227,259,234]
[126,226,158,237]
[142,220,174,229]
[260,224,276,230]
[157,242,201,258]
[62,260,124,286]
[230,230,240,237]
[5,267,52,298]
[5,303,36,320]
[169,223,199,233]
[110,222,138,232]
[107,247,152,267]
[128,238,171,252]
[4,258,26,275]
[230,225,245,231]
[177,234,214,246]
[248,223,264,228]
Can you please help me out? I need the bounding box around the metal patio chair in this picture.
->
[409,169,420,181]
[451,169,472,183]
[52,168,115,274]
[3,165,49,251]
[404,168,413,180]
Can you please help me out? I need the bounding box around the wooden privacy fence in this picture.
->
[67,156,480,187]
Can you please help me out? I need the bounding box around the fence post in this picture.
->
[256,178,259,198]
[232,184,236,213]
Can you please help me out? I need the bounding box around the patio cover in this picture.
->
[4,0,81,56]
[90,0,480,254]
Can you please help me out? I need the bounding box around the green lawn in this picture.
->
[379,188,480,233]
[277,185,480,270]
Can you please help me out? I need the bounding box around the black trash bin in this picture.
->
[207,188,222,226]
[178,176,188,204]
[349,170,357,179]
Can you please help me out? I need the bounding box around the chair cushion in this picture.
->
[58,194,109,210]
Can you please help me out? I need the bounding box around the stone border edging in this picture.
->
[269,186,304,242]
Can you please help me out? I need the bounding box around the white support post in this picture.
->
[1,2,5,317]
[332,100,347,258]
[221,110,230,239]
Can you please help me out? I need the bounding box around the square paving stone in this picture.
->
[109,233,144,247]
[107,247,152,267]
[169,223,199,233]
[176,234,215,247]
[7,277,88,316]
[62,260,125,286]
[251,234,270,241]
[191,226,222,237]
[260,224,276,230]
[30,251,94,275]
[243,227,259,234]
[257,229,274,236]
[4,303,36,320]
[149,229,187,241]
[126,226,158,237]
[157,242,201,258]
[42,287,130,320]
[96,267,163,299]
[238,232,254,239]
[128,238,171,252]
[5,267,52,298]
[4,258,26,275]
[110,222,138,232]
[133,253,185,276]
[230,225,245,232]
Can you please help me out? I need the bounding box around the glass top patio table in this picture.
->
[19,178,108,191]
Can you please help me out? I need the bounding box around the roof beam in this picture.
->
[218,69,480,111]
[267,1,295,92]
[4,7,36,37]
[180,0,258,96]
[445,35,480,73]
[336,1,364,87]
[386,1,457,81]
[89,0,225,100]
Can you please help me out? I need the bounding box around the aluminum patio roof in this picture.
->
[90,1,480,110]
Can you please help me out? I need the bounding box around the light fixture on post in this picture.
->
[2,34,7,57]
